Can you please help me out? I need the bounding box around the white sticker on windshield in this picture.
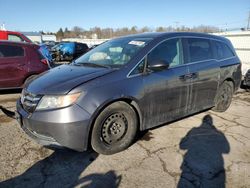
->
[128,40,145,46]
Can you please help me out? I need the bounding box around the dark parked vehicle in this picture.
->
[244,69,250,87]
[51,42,89,61]
[16,32,241,154]
[0,41,49,89]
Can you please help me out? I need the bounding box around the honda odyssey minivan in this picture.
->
[16,32,242,154]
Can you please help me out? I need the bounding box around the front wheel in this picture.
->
[212,81,234,112]
[91,101,138,155]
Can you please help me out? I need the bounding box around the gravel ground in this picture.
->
[0,89,249,188]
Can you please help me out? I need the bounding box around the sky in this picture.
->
[0,0,249,32]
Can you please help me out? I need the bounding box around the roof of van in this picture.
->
[116,32,228,42]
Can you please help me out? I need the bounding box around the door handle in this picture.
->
[179,73,198,80]
[191,72,198,79]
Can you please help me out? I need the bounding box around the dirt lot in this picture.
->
[0,89,249,188]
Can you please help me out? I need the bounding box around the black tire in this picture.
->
[91,101,138,155]
[212,81,234,112]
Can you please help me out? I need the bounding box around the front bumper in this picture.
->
[16,99,92,152]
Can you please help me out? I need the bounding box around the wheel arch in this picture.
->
[87,97,143,148]
[223,77,235,91]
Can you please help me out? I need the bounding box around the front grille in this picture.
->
[21,89,42,113]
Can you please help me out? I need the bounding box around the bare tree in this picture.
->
[59,25,220,39]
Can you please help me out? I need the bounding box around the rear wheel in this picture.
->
[91,101,138,155]
[212,81,234,112]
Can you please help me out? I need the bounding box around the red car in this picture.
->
[0,41,49,89]
[0,30,32,43]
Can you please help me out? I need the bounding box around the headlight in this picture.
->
[36,93,81,110]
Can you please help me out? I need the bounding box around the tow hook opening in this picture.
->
[0,105,16,119]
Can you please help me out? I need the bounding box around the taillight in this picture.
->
[41,59,48,65]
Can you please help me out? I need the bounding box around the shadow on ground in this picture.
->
[0,150,121,188]
[177,115,230,188]
[0,89,21,95]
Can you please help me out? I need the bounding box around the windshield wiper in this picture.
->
[74,62,110,68]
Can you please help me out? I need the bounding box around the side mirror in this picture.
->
[147,60,169,71]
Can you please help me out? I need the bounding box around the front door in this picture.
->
[141,38,190,129]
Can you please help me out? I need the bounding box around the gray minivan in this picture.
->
[16,32,242,154]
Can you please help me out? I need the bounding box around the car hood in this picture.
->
[26,64,114,95]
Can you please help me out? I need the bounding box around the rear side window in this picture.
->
[214,41,235,60]
[0,44,24,57]
[8,34,24,42]
[186,38,213,63]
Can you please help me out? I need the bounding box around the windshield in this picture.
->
[74,37,152,68]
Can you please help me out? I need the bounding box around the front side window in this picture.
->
[147,38,182,68]
[8,34,24,42]
[0,45,24,57]
[214,41,235,60]
[74,38,152,68]
[187,38,213,62]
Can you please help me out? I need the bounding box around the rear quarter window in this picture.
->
[0,44,25,57]
[8,34,24,42]
[186,38,213,63]
[213,41,235,60]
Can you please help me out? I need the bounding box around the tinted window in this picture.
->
[0,45,24,57]
[187,38,212,62]
[8,34,24,42]
[214,41,235,60]
[148,38,182,68]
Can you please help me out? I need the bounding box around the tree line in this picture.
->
[55,25,220,40]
